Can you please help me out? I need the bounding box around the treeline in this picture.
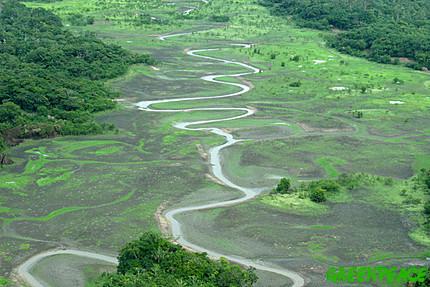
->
[94,232,258,287]
[259,0,430,69]
[0,1,154,162]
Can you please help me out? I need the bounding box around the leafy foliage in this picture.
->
[272,177,339,202]
[309,188,326,203]
[289,80,301,87]
[260,0,430,69]
[65,13,95,26]
[0,1,154,157]
[418,169,430,229]
[210,15,230,22]
[272,177,291,194]
[95,232,258,287]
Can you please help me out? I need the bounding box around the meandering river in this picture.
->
[17,26,305,287]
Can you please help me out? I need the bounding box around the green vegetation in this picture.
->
[309,188,326,203]
[65,13,95,26]
[420,169,430,232]
[0,0,428,285]
[260,0,430,69]
[23,0,183,28]
[272,177,291,194]
[271,177,339,203]
[0,1,153,161]
[0,276,11,287]
[95,232,258,287]
[268,171,430,243]
[271,177,336,203]
[261,192,329,216]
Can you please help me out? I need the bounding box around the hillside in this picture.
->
[260,0,430,69]
[0,1,153,163]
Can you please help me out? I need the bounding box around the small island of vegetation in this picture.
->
[93,232,258,287]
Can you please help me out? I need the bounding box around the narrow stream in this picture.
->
[136,44,305,287]
[16,28,305,287]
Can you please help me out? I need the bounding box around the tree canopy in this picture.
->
[0,0,154,160]
[259,0,430,69]
[94,232,258,287]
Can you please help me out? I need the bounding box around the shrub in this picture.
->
[316,180,340,193]
[290,55,300,62]
[289,81,302,87]
[210,15,230,22]
[392,77,404,84]
[310,188,327,203]
[273,178,291,194]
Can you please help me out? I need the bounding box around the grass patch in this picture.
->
[307,238,340,264]
[2,191,135,226]
[410,228,430,247]
[36,171,74,187]
[316,157,346,178]
[93,146,123,156]
[260,193,329,216]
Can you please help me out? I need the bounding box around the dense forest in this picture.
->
[94,232,258,287]
[259,0,430,69]
[0,0,153,162]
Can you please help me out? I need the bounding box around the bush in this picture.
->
[309,188,327,203]
[317,180,341,193]
[393,77,404,84]
[402,197,421,205]
[289,81,302,87]
[290,55,300,62]
[210,15,230,22]
[273,178,291,194]
[424,201,430,219]
[424,170,430,190]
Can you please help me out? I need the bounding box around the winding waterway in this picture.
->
[16,26,305,287]
[137,43,305,287]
